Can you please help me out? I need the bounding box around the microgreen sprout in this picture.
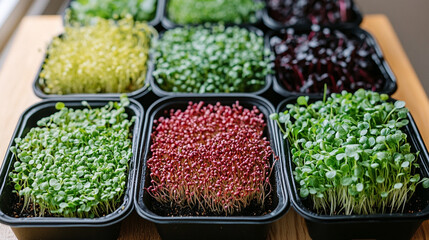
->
[167,0,263,24]
[271,89,429,215]
[147,101,275,215]
[39,17,156,95]
[153,25,271,93]
[9,95,135,218]
[66,0,158,24]
[267,0,355,25]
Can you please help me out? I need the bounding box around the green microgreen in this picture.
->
[66,0,158,24]
[9,95,135,218]
[153,25,271,93]
[39,17,156,95]
[167,0,263,24]
[271,89,429,215]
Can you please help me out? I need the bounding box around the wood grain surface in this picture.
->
[0,15,428,240]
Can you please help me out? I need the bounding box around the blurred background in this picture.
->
[0,0,428,94]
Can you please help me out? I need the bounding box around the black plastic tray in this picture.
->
[161,0,264,29]
[0,98,145,240]
[262,0,363,31]
[62,0,163,28]
[134,95,289,240]
[33,34,154,101]
[267,27,397,97]
[150,26,272,98]
[276,96,429,240]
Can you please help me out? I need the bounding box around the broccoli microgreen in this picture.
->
[9,95,135,218]
[153,25,271,93]
[271,89,429,215]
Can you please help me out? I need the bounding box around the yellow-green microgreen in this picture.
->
[271,89,429,215]
[39,17,155,95]
[9,96,135,218]
[153,25,271,93]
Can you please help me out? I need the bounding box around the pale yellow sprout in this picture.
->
[39,17,156,94]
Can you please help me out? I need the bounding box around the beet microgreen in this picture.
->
[267,0,355,25]
[9,95,135,218]
[271,89,429,215]
[153,25,271,93]
[39,17,156,95]
[272,28,384,94]
[167,0,262,24]
[147,101,275,216]
[66,0,157,24]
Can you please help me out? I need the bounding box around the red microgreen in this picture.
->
[146,101,276,216]
[272,28,385,94]
[267,0,355,25]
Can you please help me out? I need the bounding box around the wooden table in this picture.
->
[0,15,429,240]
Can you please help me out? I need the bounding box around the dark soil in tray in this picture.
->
[149,191,276,217]
[8,192,53,218]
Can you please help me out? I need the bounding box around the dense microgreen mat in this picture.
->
[167,0,262,24]
[147,101,274,215]
[9,96,135,218]
[271,89,429,215]
[153,25,271,93]
[67,0,157,24]
[267,0,355,25]
[271,28,385,94]
[39,17,155,95]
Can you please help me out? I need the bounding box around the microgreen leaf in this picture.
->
[297,96,309,106]
[394,183,403,189]
[422,178,429,189]
[326,170,336,179]
[300,188,309,198]
[376,176,385,183]
[341,177,352,186]
[356,183,364,192]
[55,102,65,110]
[394,101,406,109]
[270,113,279,120]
